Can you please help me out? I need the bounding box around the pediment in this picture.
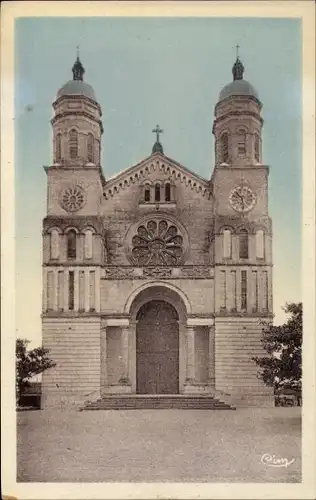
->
[103,152,211,199]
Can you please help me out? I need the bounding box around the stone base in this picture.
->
[101,384,133,395]
[183,382,214,395]
[214,389,274,408]
[41,390,101,410]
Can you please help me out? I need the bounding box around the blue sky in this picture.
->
[15,17,301,345]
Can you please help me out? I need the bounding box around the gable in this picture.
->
[103,152,211,200]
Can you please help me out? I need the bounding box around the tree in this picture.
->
[16,338,56,406]
[253,303,302,400]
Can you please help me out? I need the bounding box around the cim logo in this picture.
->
[260,453,295,468]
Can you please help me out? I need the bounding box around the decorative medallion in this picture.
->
[130,218,185,266]
[60,185,86,212]
[229,184,256,213]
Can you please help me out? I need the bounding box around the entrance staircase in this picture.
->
[80,394,235,411]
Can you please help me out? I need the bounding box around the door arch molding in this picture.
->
[125,281,191,320]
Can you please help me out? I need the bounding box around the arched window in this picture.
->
[95,139,100,165]
[144,186,151,202]
[50,229,60,260]
[165,183,171,202]
[223,229,232,259]
[155,183,161,202]
[69,129,78,159]
[84,229,93,259]
[221,133,229,163]
[256,230,265,259]
[239,229,249,259]
[87,133,94,163]
[254,134,260,162]
[237,129,247,157]
[56,133,62,162]
[67,230,77,259]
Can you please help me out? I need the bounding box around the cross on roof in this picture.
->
[152,124,163,143]
[235,44,240,58]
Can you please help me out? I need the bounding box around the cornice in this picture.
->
[212,110,264,131]
[53,94,102,115]
[51,111,104,133]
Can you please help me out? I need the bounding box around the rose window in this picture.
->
[131,219,184,266]
[60,185,85,212]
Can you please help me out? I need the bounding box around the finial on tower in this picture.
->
[72,47,85,81]
[152,124,164,154]
[232,44,244,81]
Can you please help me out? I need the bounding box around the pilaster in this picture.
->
[208,325,215,387]
[100,326,107,396]
[186,326,196,381]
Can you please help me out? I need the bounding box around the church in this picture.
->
[41,52,274,409]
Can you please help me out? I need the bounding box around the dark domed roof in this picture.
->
[57,80,96,100]
[218,56,259,102]
[219,79,259,101]
[56,55,97,101]
[152,141,164,154]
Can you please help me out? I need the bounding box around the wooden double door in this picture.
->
[136,300,179,394]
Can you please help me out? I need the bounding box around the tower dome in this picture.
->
[57,55,97,101]
[219,56,259,102]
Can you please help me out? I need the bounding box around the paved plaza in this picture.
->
[17,407,301,483]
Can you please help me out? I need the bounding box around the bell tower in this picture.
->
[211,52,274,406]
[41,54,106,408]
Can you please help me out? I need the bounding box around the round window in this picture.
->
[60,185,86,212]
[130,218,184,266]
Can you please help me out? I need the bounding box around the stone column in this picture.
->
[53,269,58,311]
[74,268,79,312]
[64,269,69,311]
[100,326,107,396]
[95,267,101,313]
[84,269,90,312]
[186,326,196,381]
[43,268,48,312]
[208,326,215,387]
[121,327,130,382]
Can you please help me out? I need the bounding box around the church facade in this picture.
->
[41,54,273,408]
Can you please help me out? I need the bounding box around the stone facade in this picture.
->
[41,55,274,408]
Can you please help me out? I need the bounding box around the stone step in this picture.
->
[80,395,235,411]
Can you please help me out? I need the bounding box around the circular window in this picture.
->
[60,185,85,212]
[131,218,184,266]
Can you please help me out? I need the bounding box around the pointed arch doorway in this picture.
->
[136,300,179,394]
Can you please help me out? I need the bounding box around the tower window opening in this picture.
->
[221,133,229,163]
[69,129,78,159]
[87,133,94,163]
[241,270,247,311]
[237,142,246,156]
[144,187,151,202]
[165,183,171,202]
[68,271,74,310]
[95,139,100,165]
[67,230,77,259]
[239,229,249,259]
[255,134,260,162]
[56,133,62,162]
[155,184,161,202]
